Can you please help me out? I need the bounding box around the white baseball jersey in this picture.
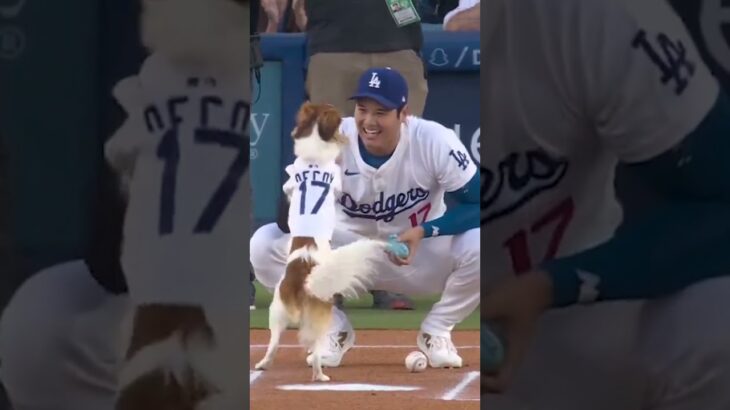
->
[482,0,719,281]
[336,116,478,239]
[283,158,342,239]
[105,53,249,305]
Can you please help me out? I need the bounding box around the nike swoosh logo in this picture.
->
[0,0,26,18]
[344,169,359,176]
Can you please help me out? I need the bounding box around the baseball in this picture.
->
[405,351,428,373]
[387,234,410,259]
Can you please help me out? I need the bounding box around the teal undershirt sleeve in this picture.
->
[543,91,730,307]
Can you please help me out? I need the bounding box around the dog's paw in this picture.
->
[254,360,270,370]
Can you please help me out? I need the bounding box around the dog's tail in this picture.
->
[304,239,386,302]
[117,326,246,409]
[116,331,213,409]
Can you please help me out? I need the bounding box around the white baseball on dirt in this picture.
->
[405,351,428,373]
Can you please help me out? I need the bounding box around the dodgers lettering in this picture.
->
[340,188,430,222]
[481,149,569,225]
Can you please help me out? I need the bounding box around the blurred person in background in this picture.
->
[261,0,289,32]
[303,0,429,117]
[443,0,479,31]
[259,0,306,33]
[417,0,459,28]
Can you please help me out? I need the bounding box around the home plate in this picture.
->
[277,383,422,392]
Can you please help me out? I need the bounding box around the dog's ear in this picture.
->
[292,102,318,138]
[296,102,318,126]
[317,106,342,142]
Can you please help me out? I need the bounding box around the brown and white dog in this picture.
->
[254,103,386,382]
[110,0,249,409]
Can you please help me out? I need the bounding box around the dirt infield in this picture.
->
[250,329,480,410]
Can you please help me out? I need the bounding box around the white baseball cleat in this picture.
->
[306,328,355,368]
[312,372,331,382]
[417,332,463,368]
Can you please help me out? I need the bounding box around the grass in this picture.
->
[249,282,480,331]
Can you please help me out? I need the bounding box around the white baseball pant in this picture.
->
[250,223,480,337]
[638,276,730,410]
[0,260,131,410]
[482,277,730,410]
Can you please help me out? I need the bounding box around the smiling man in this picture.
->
[251,67,480,369]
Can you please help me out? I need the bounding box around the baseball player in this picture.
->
[480,0,730,409]
[250,67,480,368]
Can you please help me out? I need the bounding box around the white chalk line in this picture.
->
[441,371,480,401]
[250,370,263,385]
[251,368,481,401]
[250,344,479,349]
[277,383,422,392]
[250,345,480,401]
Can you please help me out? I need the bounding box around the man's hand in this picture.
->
[481,271,554,394]
[388,226,425,266]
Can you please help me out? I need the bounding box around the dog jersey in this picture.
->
[336,116,477,239]
[105,52,249,305]
[481,0,718,284]
[283,158,342,239]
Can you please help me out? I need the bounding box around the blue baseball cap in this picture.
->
[350,67,408,110]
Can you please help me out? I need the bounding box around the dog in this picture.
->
[115,305,220,410]
[109,0,250,408]
[254,102,387,382]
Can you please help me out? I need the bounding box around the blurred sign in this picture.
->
[251,62,283,223]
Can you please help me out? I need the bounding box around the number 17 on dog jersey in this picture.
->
[283,158,342,240]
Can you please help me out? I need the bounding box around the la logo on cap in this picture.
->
[368,72,381,89]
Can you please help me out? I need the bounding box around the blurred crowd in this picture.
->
[256,0,480,33]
